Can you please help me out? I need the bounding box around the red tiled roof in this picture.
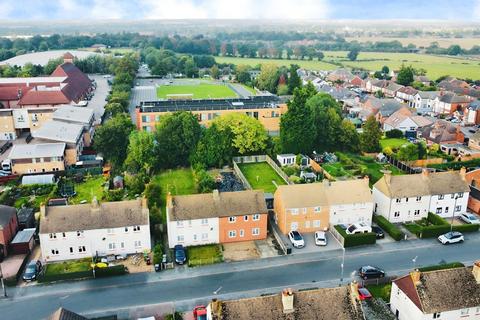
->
[394,275,423,311]
[0,86,23,100]
[52,63,91,102]
[18,90,70,106]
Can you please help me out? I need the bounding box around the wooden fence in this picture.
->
[232,155,292,185]
[309,158,335,181]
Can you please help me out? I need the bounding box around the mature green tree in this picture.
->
[279,83,317,153]
[191,123,233,168]
[105,102,126,117]
[360,116,382,152]
[339,119,361,152]
[235,64,251,84]
[256,63,279,93]
[210,64,220,79]
[125,131,156,174]
[215,113,268,155]
[94,114,135,169]
[347,49,360,61]
[397,144,419,161]
[396,65,415,86]
[44,57,63,74]
[317,51,325,61]
[307,93,343,152]
[154,112,202,169]
[381,65,390,75]
[447,45,462,56]
[287,64,302,94]
[108,91,130,110]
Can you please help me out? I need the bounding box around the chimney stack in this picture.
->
[422,168,430,179]
[212,189,220,202]
[166,192,173,208]
[382,170,392,185]
[410,269,421,287]
[281,288,294,314]
[473,261,480,284]
[459,167,466,180]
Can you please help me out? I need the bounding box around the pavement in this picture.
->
[87,74,109,124]
[2,232,480,319]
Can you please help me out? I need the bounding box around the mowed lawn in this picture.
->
[238,162,287,193]
[380,138,411,150]
[151,168,198,218]
[70,176,106,204]
[216,51,480,80]
[156,83,238,99]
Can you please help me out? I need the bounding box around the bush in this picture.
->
[95,265,126,278]
[195,169,215,193]
[125,173,147,195]
[385,129,404,139]
[418,262,464,272]
[104,189,124,201]
[38,270,92,283]
[427,212,449,225]
[153,243,163,265]
[404,212,479,238]
[334,225,376,247]
[145,180,162,209]
[373,215,404,241]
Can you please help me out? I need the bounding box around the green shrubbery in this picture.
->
[405,212,479,238]
[334,225,376,247]
[418,262,464,272]
[373,215,404,241]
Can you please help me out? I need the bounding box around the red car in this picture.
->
[193,305,207,320]
[358,287,372,300]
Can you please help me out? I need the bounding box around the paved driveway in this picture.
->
[290,231,342,255]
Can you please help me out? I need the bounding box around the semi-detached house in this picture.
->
[166,190,268,248]
[373,169,470,223]
[39,198,151,262]
[390,262,480,320]
[273,178,373,235]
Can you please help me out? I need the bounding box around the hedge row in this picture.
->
[334,225,376,248]
[405,213,479,238]
[373,215,404,241]
[418,262,464,272]
[38,265,126,283]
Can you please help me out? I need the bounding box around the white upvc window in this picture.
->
[176,221,184,227]
[252,214,260,221]
[107,228,115,234]
[313,220,321,227]
[302,208,307,214]
[228,230,236,238]
[314,206,321,213]
[51,249,59,255]
[252,228,260,236]
[77,230,84,237]
[436,207,442,214]
[416,196,422,201]
[201,218,208,225]
[394,211,400,217]
[461,308,469,316]
[244,215,249,221]
[201,233,208,240]
[133,226,141,232]
[240,229,245,237]
[108,243,116,250]
[49,233,57,239]
[456,205,462,212]
[124,227,129,233]
[78,246,86,253]
[120,242,125,249]
[458,192,464,198]
[290,208,299,215]
[193,234,197,241]
[290,222,298,231]
[177,235,184,242]
[228,216,236,223]
[438,194,445,200]
[134,240,142,248]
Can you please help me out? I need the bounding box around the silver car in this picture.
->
[459,213,480,225]
[438,231,464,245]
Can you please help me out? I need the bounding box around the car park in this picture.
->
[346,222,372,235]
[438,231,464,245]
[288,230,305,248]
[174,244,187,265]
[358,287,372,300]
[459,213,480,225]
[371,226,385,239]
[358,266,385,280]
[314,231,327,246]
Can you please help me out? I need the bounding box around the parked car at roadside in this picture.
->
[346,222,372,235]
[371,226,385,239]
[314,231,327,246]
[288,230,305,248]
[438,231,464,245]
[459,213,480,225]
[358,266,385,280]
[22,260,42,282]
[174,244,187,265]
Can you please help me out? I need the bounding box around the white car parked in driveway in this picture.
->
[346,222,372,235]
[314,231,327,246]
[288,230,305,248]
[459,213,480,225]
[438,231,464,245]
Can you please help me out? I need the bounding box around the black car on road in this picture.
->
[22,260,42,282]
[372,226,385,239]
[359,266,385,280]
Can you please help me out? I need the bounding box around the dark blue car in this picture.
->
[174,245,186,265]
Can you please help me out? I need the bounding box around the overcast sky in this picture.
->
[0,0,479,20]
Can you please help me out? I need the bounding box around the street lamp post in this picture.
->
[451,195,459,233]
[331,232,346,285]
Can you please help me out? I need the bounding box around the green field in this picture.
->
[216,51,480,80]
[157,83,238,99]
[151,168,198,218]
[237,162,287,193]
[380,138,411,150]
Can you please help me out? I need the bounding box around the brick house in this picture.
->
[166,190,268,248]
[0,205,19,256]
